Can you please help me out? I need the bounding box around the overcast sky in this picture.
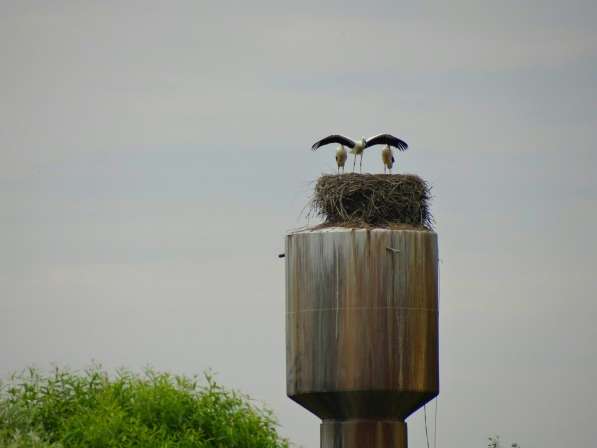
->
[1,1,596,447]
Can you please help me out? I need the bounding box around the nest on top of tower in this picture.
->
[309,173,433,229]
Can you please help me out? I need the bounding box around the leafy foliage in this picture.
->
[0,367,289,448]
[488,434,519,448]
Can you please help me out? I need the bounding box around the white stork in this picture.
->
[311,134,408,172]
[381,145,395,174]
[335,145,348,173]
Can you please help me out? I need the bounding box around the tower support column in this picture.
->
[321,419,407,448]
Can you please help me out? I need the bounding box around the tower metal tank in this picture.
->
[285,227,439,448]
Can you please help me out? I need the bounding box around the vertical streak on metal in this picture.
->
[336,252,339,341]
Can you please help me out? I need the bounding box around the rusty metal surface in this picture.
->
[321,420,407,448]
[285,228,439,420]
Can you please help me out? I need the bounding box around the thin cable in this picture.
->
[434,255,442,448]
[424,404,430,448]
[434,397,438,448]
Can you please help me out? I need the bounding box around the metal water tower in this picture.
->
[285,227,438,447]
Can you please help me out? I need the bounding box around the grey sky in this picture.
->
[1,1,596,446]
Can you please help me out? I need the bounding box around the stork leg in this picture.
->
[352,155,357,172]
[360,154,363,172]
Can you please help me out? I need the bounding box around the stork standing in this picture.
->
[311,134,408,172]
[335,145,347,173]
[349,137,367,171]
[381,145,395,174]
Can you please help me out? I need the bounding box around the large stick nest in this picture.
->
[309,173,433,229]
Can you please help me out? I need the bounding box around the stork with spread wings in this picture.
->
[311,134,409,173]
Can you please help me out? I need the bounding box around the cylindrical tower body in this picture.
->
[286,228,438,448]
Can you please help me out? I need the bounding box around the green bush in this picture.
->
[0,367,289,448]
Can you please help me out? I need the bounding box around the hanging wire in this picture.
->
[434,396,438,448]
[435,256,442,448]
[424,404,430,448]
[433,253,442,448]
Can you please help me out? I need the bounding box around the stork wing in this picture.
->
[311,135,356,151]
[365,134,409,151]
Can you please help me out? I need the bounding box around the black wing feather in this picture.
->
[365,134,409,151]
[311,135,356,151]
